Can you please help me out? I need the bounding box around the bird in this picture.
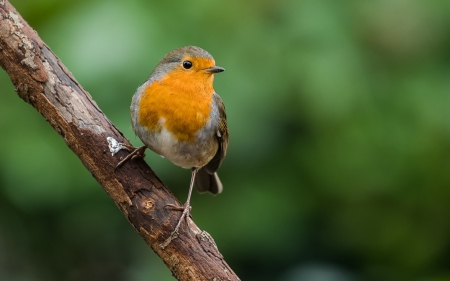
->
[116,46,228,238]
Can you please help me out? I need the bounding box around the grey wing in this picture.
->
[205,93,229,174]
[194,93,229,194]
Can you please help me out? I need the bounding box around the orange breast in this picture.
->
[137,68,214,143]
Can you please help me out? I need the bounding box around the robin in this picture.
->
[117,46,228,237]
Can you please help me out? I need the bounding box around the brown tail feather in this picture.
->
[194,167,223,195]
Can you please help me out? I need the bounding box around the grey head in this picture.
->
[147,46,215,82]
[161,46,214,63]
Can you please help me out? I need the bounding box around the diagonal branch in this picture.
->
[0,1,240,280]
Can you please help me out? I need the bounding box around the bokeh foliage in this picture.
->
[1,0,450,280]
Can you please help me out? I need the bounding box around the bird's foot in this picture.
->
[160,203,192,249]
[115,145,147,169]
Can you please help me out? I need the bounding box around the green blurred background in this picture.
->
[1,0,450,280]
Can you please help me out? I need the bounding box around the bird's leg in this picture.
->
[165,168,198,238]
[115,145,147,169]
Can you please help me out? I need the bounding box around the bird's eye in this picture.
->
[182,60,193,69]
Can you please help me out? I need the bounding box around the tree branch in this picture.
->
[0,1,240,280]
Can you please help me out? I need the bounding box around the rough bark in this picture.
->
[0,1,240,280]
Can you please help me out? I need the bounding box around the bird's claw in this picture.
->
[114,145,147,170]
[165,203,192,212]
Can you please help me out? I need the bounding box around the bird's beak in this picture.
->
[204,66,225,74]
